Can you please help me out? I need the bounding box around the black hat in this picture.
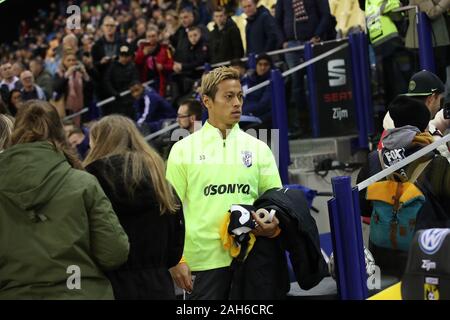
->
[401,228,450,300]
[119,44,133,56]
[404,70,445,97]
[388,95,431,132]
[256,53,272,66]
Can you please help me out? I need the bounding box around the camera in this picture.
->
[444,101,450,120]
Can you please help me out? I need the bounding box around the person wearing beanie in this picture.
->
[389,95,431,132]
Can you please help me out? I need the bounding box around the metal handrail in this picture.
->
[357,133,450,191]
[63,80,154,121]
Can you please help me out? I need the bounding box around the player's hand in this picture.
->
[251,212,280,238]
[169,262,193,292]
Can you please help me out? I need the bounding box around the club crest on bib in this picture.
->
[241,151,252,168]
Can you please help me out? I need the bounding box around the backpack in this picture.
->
[366,149,431,252]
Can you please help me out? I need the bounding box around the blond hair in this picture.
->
[0,114,14,151]
[83,115,179,214]
[200,66,240,100]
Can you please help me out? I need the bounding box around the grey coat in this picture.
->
[405,0,450,48]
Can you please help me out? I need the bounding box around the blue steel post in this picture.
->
[352,188,369,298]
[203,63,212,72]
[330,176,367,300]
[357,32,374,136]
[270,69,290,184]
[349,34,368,149]
[247,53,257,70]
[417,12,436,73]
[304,42,319,137]
[327,198,347,299]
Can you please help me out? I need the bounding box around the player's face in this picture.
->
[206,79,243,128]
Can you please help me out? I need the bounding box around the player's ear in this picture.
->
[202,94,212,110]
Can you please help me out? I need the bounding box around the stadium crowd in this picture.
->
[1,0,450,301]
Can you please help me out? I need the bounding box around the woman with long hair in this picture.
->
[0,100,129,299]
[83,115,185,300]
[6,89,23,117]
[0,114,14,152]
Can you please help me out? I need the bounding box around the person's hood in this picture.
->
[247,6,270,22]
[383,126,422,150]
[0,141,72,213]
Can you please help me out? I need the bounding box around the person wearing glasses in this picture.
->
[91,16,126,99]
[177,98,203,134]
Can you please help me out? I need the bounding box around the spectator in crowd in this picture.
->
[173,27,209,99]
[209,6,244,65]
[103,44,139,119]
[68,126,90,160]
[357,96,450,277]
[241,0,282,54]
[0,63,22,103]
[405,0,450,86]
[19,71,47,102]
[130,81,176,134]
[83,115,184,300]
[230,58,249,80]
[6,89,23,117]
[276,0,332,137]
[177,98,203,134]
[135,26,174,97]
[171,7,208,62]
[166,67,282,300]
[380,70,446,146]
[162,10,180,45]
[53,51,93,125]
[177,0,213,25]
[0,100,129,299]
[91,16,125,99]
[242,53,273,128]
[0,114,13,152]
[12,61,26,79]
[29,57,53,100]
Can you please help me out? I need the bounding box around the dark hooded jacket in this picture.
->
[209,18,244,64]
[0,141,129,299]
[86,154,184,300]
[229,187,328,299]
[245,6,282,54]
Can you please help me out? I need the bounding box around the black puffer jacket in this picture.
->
[229,187,328,299]
[209,18,244,64]
[86,155,185,300]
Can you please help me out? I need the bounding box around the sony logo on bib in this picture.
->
[203,184,250,196]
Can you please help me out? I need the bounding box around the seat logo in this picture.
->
[328,59,346,87]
